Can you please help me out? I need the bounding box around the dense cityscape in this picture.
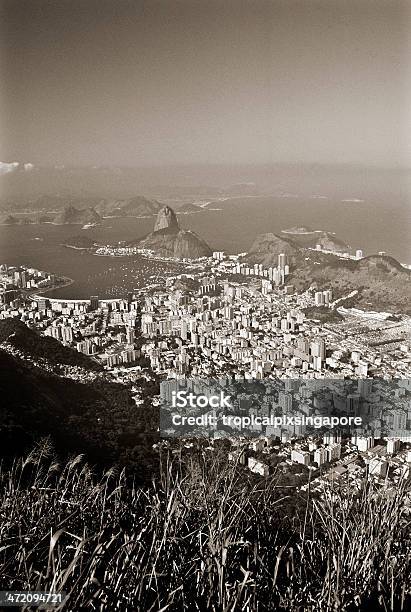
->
[1,238,410,500]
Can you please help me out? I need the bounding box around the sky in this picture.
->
[1,0,410,167]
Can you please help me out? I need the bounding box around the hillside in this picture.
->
[95,196,161,217]
[0,349,157,470]
[53,205,102,225]
[0,212,55,225]
[248,226,350,267]
[291,252,411,314]
[281,227,349,252]
[246,233,300,266]
[357,254,408,274]
[177,202,203,214]
[245,225,410,313]
[0,214,20,225]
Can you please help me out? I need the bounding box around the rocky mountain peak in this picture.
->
[137,204,211,259]
[154,206,179,233]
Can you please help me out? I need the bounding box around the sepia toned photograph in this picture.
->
[0,1,410,610]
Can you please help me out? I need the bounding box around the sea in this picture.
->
[0,194,410,299]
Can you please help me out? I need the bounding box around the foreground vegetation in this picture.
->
[0,442,410,611]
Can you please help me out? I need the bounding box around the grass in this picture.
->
[0,440,410,611]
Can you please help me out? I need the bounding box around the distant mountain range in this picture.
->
[0,196,162,226]
[0,163,265,201]
[0,205,101,226]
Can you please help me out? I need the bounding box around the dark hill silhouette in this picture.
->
[0,318,102,370]
[0,323,158,475]
[0,349,147,468]
[53,205,101,225]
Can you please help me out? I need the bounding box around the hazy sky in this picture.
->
[1,0,410,167]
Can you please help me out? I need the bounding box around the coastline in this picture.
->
[28,275,74,299]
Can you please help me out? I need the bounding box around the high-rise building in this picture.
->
[90,296,99,311]
[352,435,374,452]
[323,289,332,305]
[180,320,188,341]
[346,394,360,415]
[278,253,287,270]
[314,291,324,306]
[323,432,342,445]
[387,439,401,454]
[310,339,326,360]
[107,354,120,367]
[314,447,327,466]
[297,336,310,355]
[291,449,310,465]
[312,356,322,371]
[46,326,61,341]
[126,327,135,345]
[61,326,73,343]
[356,362,368,377]
[37,298,49,312]
[326,443,341,462]
[13,269,27,288]
[278,391,293,411]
